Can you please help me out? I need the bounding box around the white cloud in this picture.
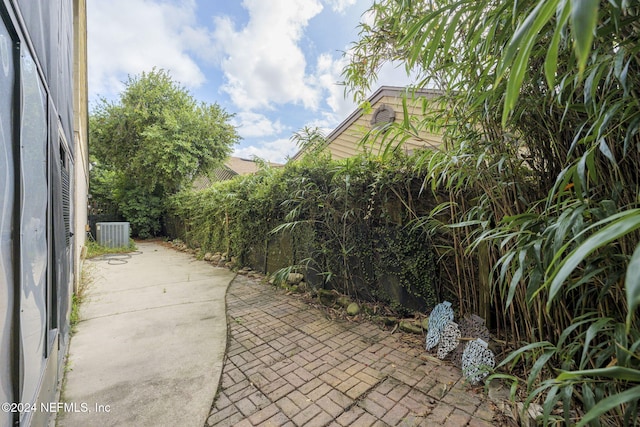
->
[315,53,357,123]
[376,60,419,87]
[233,112,287,138]
[302,117,335,137]
[233,138,298,163]
[323,0,358,13]
[212,0,324,111]
[87,0,208,99]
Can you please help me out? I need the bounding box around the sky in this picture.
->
[87,0,414,163]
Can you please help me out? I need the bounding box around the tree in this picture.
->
[343,0,640,423]
[90,68,239,237]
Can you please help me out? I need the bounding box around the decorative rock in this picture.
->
[337,296,351,308]
[421,317,429,330]
[425,301,454,351]
[399,321,423,334]
[346,303,360,316]
[317,289,336,306]
[212,254,221,263]
[204,252,213,261]
[461,338,496,385]
[382,317,397,326]
[286,273,304,285]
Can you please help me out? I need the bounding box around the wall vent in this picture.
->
[96,222,130,248]
[370,104,396,128]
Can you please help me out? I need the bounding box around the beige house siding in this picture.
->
[294,86,445,161]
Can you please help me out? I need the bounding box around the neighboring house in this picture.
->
[193,156,283,189]
[293,86,445,161]
[0,1,89,426]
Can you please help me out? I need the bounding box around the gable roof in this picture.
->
[292,86,445,160]
[192,156,284,190]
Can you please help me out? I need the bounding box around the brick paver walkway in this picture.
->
[205,274,496,427]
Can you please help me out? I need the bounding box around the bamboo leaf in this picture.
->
[598,138,616,165]
[580,318,613,368]
[626,243,640,332]
[556,314,597,348]
[570,0,599,76]
[547,210,640,309]
[497,250,516,287]
[501,0,558,124]
[585,146,598,185]
[507,249,528,308]
[497,341,555,368]
[576,385,640,427]
[545,0,571,89]
[557,366,640,382]
[499,0,549,79]
[442,8,464,65]
[528,349,555,388]
[581,385,600,427]
[576,149,588,195]
[542,384,561,421]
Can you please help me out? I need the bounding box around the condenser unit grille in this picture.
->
[96,222,130,248]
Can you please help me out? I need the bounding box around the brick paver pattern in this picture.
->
[205,275,495,427]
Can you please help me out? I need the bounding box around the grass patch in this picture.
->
[86,238,136,258]
[58,261,94,426]
[69,291,84,335]
[69,262,95,334]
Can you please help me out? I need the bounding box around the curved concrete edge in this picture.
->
[205,274,240,421]
[57,241,236,427]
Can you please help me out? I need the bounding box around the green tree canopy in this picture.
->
[90,68,239,237]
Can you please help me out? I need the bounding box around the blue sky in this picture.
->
[87,0,413,163]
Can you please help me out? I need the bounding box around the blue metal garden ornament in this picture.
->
[425,301,454,351]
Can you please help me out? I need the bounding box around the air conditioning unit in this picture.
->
[96,222,130,248]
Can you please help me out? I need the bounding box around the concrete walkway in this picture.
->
[206,274,497,427]
[58,241,235,427]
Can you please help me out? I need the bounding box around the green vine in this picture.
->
[165,151,444,312]
[372,225,438,307]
